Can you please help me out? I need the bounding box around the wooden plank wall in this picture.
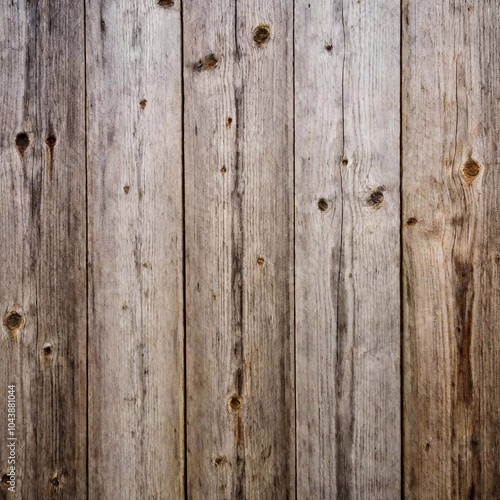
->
[403,0,500,498]
[0,0,498,498]
[295,0,400,497]
[0,1,87,498]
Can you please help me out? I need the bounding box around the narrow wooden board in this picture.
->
[183,1,295,497]
[403,1,500,497]
[0,1,87,497]
[295,0,401,498]
[86,1,184,497]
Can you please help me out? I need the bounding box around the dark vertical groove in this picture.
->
[180,0,187,497]
[399,0,404,497]
[83,0,89,498]
[292,0,297,497]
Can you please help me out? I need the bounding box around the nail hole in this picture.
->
[228,395,243,413]
[194,54,218,72]
[4,312,23,332]
[45,134,57,148]
[257,256,265,266]
[220,166,227,175]
[124,185,130,194]
[462,159,481,184]
[15,132,30,155]
[407,217,418,226]
[226,117,233,126]
[325,44,333,52]
[253,25,271,46]
[317,198,329,211]
[139,99,147,109]
[342,158,348,166]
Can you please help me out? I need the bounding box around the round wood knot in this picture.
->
[227,395,243,413]
[4,311,24,332]
[407,217,418,226]
[1,474,11,487]
[194,54,218,72]
[43,342,52,356]
[462,159,481,184]
[139,99,147,109]
[50,476,60,488]
[158,0,174,6]
[15,132,30,156]
[367,187,385,208]
[317,198,329,212]
[214,455,227,467]
[45,134,57,148]
[253,25,270,46]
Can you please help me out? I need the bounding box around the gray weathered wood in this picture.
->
[183,0,295,497]
[403,1,500,498]
[295,0,401,497]
[0,1,87,497]
[86,1,184,497]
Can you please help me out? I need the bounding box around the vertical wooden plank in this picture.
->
[86,1,184,497]
[404,1,500,497]
[183,0,294,497]
[0,1,87,497]
[295,0,401,498]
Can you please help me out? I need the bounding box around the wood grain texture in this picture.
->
[86,1,184,497]
[295,0,401,498]
[183,0,294,497]
[403,1,500,497]
[0,0,87,497]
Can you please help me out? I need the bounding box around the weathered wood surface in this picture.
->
[183,0,295,497]
[295,0,401,498]
[86,1,184,497]
[403,0,500,498]
[0,1,87,498]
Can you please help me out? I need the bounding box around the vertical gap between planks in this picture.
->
[292,0,297,498]
[399,0,404,497]
[83,0,90,497]
[180,0,188,497]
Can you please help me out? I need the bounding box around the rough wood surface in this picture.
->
[403,1,500,497]
[295,0,401,498]
[183,0,295,497]
[0,1,87,497]
[86,1,184,497]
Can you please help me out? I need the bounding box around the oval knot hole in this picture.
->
[253,25,270,45]
[194,54,218,72]
[462,159,481,184]
[228,395,243,413]
[4,312,23,332]
[43,343,52,356]
[317,198,329,212]
[367,187,385,208]
[45,134,57,148]
[158,0,174,6]
[15,132,30,156]
[50,476,60,488]
[139,99,147,109]
[214,455,227,467]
